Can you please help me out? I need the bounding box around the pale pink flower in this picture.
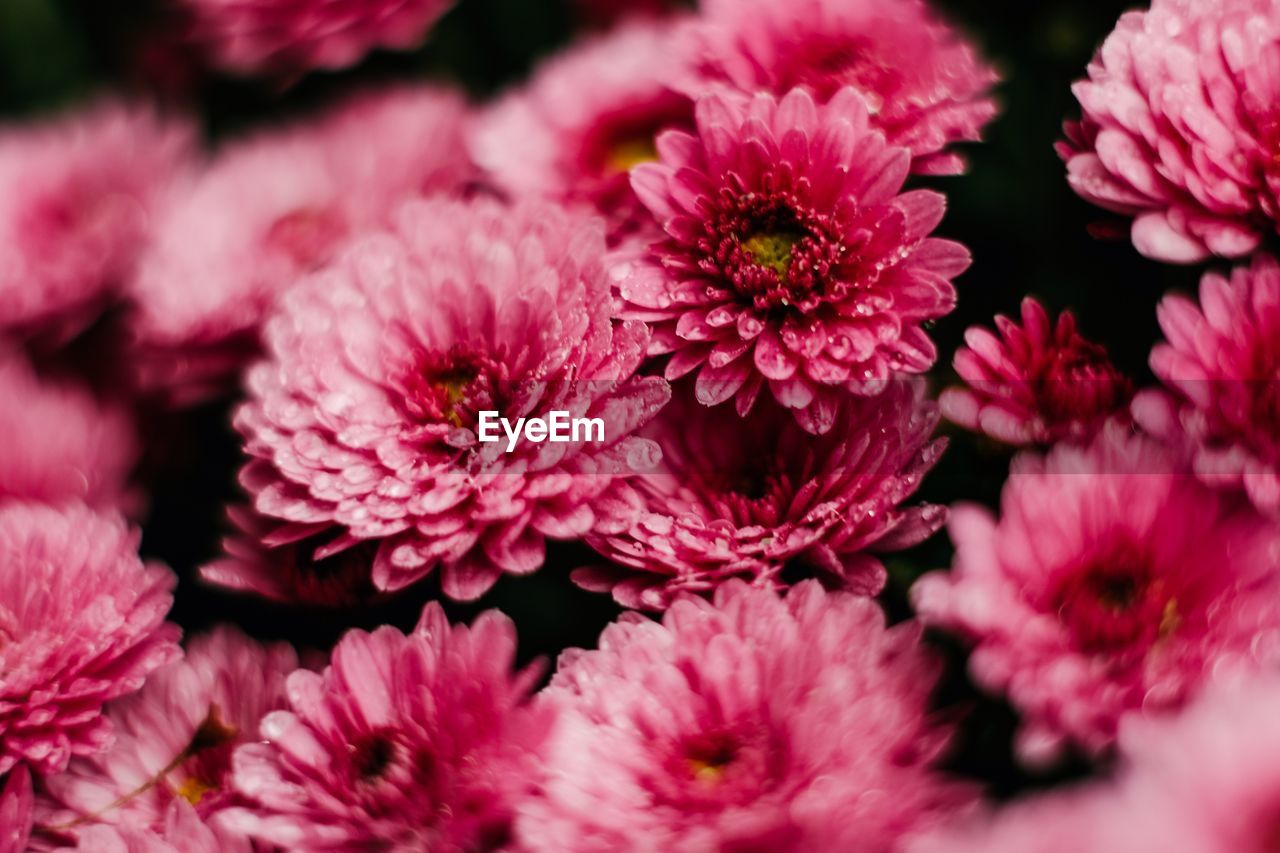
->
[127,85,473,405]
[0,503,180,777]
[621,86,967,433]
[236,198,669,600]
[1059,0,1280,262]
[53,801,249,853]
[180,0,455,77]
[0,767,33,853]
[682,0,999,175]
[519,581,974,852]
[223,603,554,850]
[913,425,1280,764]
[0,101,193,343]
[577,381,946,610]
[471,17,694,244]
[42,628,296,838]
[1134,255,1280,514]
[941,297,1132,446]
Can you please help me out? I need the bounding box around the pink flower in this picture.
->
[0,767,33,853]
[912,425,1280,764]
[941,297,1132,446]
[222,603,554,850]
[471,17,694,244]
[42,628,296,838]
[0,353,136,510]
[621,86,967,434]
[1059,0,1280,262]
[127,85,473,406]
[571,0,681,28]
[236,198,669,600]
[577,381,947,610]
[682,0,999,175]
[0,503,180,777]
[1134,255,1280,515]
[180,0,455,77]
[519,581,974,852]
[0,101,194,344]
[53,801,249,853]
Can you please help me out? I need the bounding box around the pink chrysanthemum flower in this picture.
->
[180,0,455,77]
[577,381,946,610]
[682,0,999,175]
[236,198,669,600]
[53,801,249,853]
[471,17,693,244]
[1059,0,1280,262]
[0,101,193,344]
[912,425,1280,764]
[42,628,296,839]
[621,86,967,434]
[519,581,973,852]
[127,85,472,405]
[0,504,180,777]
[0,353,136,510]
[1,767,33,853]
[1134,255,1280,515]
[941,297,1132,446]
[222,603,553,850]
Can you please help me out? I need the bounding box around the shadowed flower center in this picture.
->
[606,136,659,174]
[1054,561,1179,655]
[1033,339,1131,426]
[652,726,783,809]
[402,344,509,431]
[700,461,797,528]
[265,206,346,268]
[352,731,398,782]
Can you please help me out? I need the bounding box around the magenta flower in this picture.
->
[127,85,473,406]
[0,767,33,853]
[0,353,136,510]
[42,628,296,839]
[0,100,193,344]
[236,198,669,600]
[1134,255,1280,515]
[471,17,693,244]
[621,86,967,433]
[1059,0,1280,262]
[0,503,180,777]
[577,381,947,610]
[223,603,554,850]
[53,801,249,853]
[180,0,455,77]
[682,0,999,175]
[913,425,1280,764]
[519,581,974,852]
[941,297,1132,446]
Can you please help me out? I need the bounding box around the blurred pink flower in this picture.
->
[620,86,966,433]
[571,0,681,28]
[1134,255,1280,515]
[471,17,693,245]
[53,801,249,853]
[1059,0,1280,262]
[683,0,999,175]
[42,628,296,839]
[127,85,473,406]
[0,504,180,777]
[236,198,668,600]
[0,766,33,853]
[577,381,946,610]
[913,425,1280,764]
[0,101,194,344]
[0,353,136,510]
[519,581,974,852]
[941,297,1132,446]
[223,603,553,850]
[180,0,455,77]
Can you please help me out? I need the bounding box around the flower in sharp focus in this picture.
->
[941,297,1132,446]
[577,380,947,610]
[681,0,999,175]
[42,628,296,838]
[518,581,974,852]
[0,503,180,777]
[222,603,554,851]
[912,424,1280,764]
[620,86,967,434]
[236,197,669,600]
[1059,0,1280,262]
[470,17,694,246]
[1134,255,1280,515]
[127,85,473,406]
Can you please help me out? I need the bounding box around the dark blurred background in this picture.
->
[0,0,1204,799]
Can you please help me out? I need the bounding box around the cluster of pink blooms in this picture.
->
[2,0,1280,849]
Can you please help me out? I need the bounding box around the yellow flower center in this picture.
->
[742,230,803,281]
[606,136,659,174]
[174,776,216,806]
